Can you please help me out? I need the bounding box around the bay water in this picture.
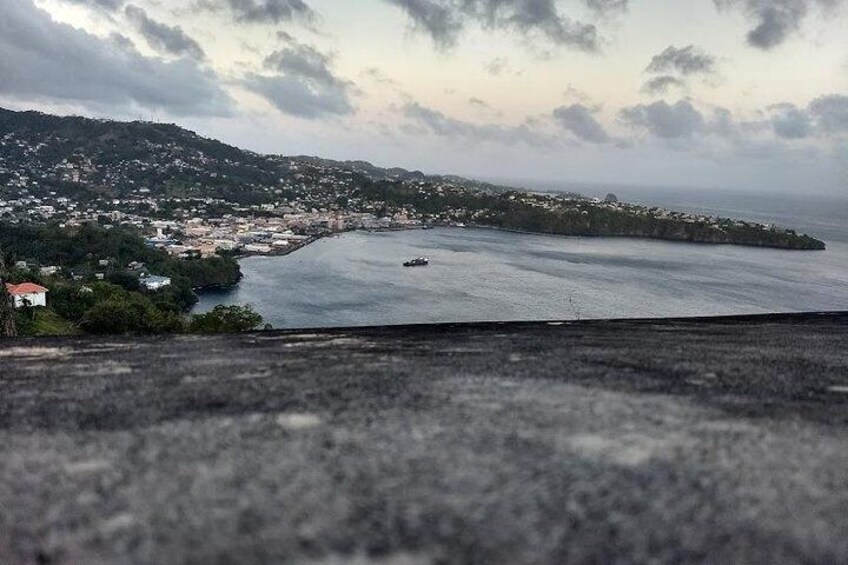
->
[194,187,848,328]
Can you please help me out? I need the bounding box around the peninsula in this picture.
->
[0,108,825,254]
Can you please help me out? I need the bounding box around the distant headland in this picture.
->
[0,107,826,251]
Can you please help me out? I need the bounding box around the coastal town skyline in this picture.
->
[1,0,847,193]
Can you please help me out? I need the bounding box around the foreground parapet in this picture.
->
[1,313,847,563]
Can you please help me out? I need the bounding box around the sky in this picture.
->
[1,0,847,194]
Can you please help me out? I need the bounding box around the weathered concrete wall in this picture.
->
[1,313,847,564]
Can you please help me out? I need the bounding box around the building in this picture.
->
[140,275,172,291]
[244,244,273,254]
[5,283,48,308]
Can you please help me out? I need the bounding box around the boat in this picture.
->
[403,257,430,267]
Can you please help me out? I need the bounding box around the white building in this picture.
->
[140,275,172,291]
[244,244,273,254]
[5,283,48,308]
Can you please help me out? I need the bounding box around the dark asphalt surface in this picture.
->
[1,313,848,564]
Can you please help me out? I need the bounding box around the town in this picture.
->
[0,107,828,337]
[0,122,823,262]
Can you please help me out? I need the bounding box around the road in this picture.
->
[1,313,847,564]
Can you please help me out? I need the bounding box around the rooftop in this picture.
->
[1,313,847,563]
[4,282,48,295]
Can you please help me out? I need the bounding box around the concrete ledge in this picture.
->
[1,313,847,563]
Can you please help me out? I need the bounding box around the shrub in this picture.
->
[188,305,263,334]
[81,294,184,335]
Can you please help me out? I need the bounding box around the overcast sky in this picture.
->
[1,0,847,193]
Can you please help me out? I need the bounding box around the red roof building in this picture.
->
[6,283,49,296]
[5,283,49,308]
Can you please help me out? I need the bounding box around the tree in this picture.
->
[81,294,184,335]
[106,271,141,291]
[188,305,263,334]
[0,250,17,338]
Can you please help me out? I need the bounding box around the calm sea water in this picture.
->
[195,188,848,329]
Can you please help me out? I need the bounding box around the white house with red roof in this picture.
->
[5,283,49,308]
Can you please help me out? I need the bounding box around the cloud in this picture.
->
[197,0,315,25]
[264,43,335,84]
[61,0,125,11]
[384,0,463,48]
[402,101,552,146]
[244,41,355,119]
[646,45,716,76]
[713,0,843,49]
[749,95,848,141]
[584,0,629,16]
[362,67,398,86]
[768,103,813,139]
[245,75,353,119]
[641,75,686,95]
[620,100,705,139]
[108,32,136,51]
[383,0,600,51]
[0,0,231,116]
[485,57,509,75]
[618,95,848,144]
[125,5,206,60]
[552,104,611,143]
[563,84,591,103]
[809,94,848,134]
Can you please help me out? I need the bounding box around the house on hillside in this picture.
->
[140,275,172,291]
[5,283,49,308]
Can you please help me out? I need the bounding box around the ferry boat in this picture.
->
[403,257,430,267]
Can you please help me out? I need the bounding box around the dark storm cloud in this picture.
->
[641,76,686,95]
[713,0,843,49]
[197,0,315,24]
[768,103,813,139]
[619,100,706,139]
[384,0,600,51]
[552,104,611,143]
[0,0,231,116]
[402,101,551,146]
[244,41,355,119]
[646,45,716,76]
[125,5,206,60]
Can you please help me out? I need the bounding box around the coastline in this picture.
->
[467,223,828,251]
[191,225,848,325]
[223,220,828,271]
[230,225,435,261]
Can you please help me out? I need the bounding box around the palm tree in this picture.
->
[0,250,17,338]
